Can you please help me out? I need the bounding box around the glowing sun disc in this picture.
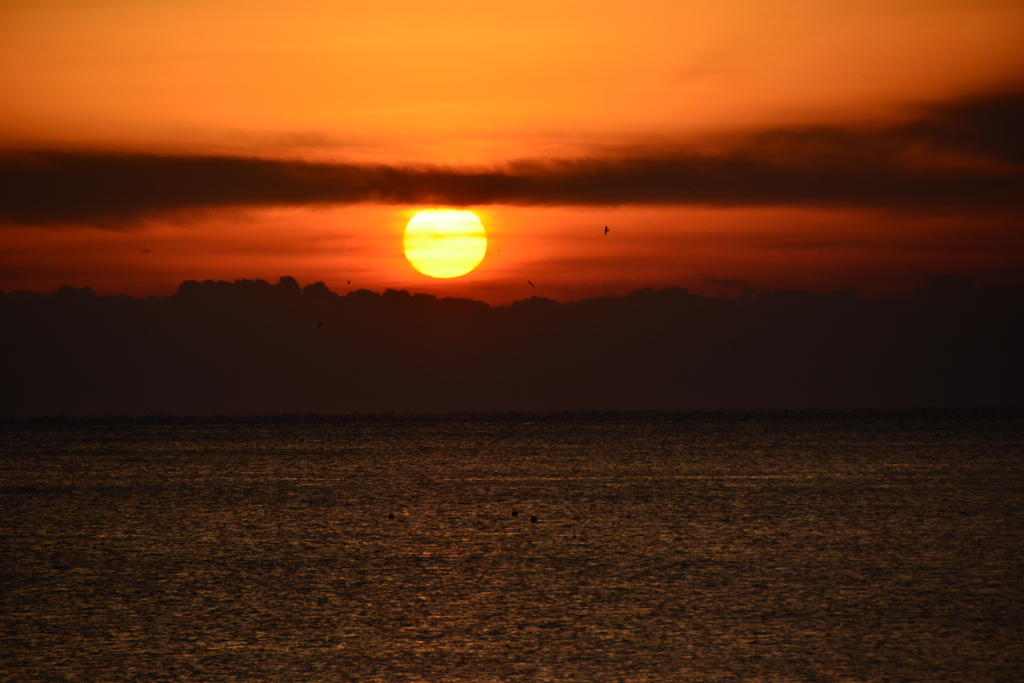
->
[404,209,487,278]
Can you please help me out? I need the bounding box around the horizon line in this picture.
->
[0,273,994,306]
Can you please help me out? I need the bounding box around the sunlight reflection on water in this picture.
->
[2,412,1022,681]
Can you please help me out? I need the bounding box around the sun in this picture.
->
[403,209,487,278]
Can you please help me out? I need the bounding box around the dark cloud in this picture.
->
[1,276,1021,415]
[897,90,1024,165]
[1,90,1022,225]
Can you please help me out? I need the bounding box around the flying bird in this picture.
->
[347,280,351,285]
[318,322,322,328]
[528,280,535,287]
[604,226,609,235]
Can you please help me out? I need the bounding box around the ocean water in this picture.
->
[2,412,1022,682]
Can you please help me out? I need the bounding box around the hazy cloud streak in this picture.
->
[2,92,1022,226]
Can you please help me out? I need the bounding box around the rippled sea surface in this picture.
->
[2,412,1023,682]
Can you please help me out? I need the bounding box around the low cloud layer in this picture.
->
[2,276,1021,415]
[2,91,1022,225]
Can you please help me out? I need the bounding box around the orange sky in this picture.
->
[1,0,1023,302]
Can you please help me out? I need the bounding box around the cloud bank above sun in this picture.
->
[2,90,1022,226]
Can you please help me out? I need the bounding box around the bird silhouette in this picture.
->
[604,226,609,235]
[318,322,322,328]
[347,280,351,285]
[528,280,535,287]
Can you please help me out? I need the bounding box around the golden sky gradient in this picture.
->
[1,0,1023,302]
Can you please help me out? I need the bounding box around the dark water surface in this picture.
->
[2,412,1022,682]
